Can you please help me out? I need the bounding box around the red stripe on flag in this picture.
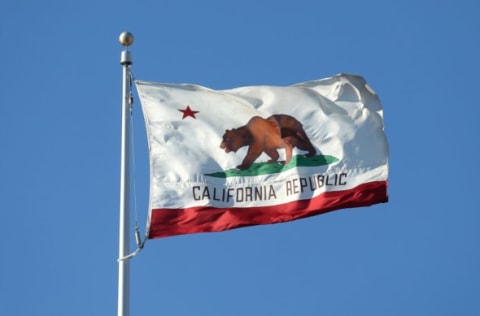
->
[148,181,388,239]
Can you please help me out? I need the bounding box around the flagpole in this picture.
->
[118,31,134,316]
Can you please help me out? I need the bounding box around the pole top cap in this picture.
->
[119,32,134,47]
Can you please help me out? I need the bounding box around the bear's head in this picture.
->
[219,128,249,153]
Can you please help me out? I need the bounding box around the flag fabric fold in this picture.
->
[135,74,388,239]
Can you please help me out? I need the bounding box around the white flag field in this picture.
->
[135,74,389,239]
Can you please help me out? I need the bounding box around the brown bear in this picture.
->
[219,114,316,170]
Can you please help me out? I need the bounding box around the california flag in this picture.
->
[135,74,389,239]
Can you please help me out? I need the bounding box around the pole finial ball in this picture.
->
[119,32,134,47]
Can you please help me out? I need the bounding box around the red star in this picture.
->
[179,105,199,119]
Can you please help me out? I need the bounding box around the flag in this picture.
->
[135,74,388,239]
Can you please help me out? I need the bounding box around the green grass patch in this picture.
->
[206,155,338,178]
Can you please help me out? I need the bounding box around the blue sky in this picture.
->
[1,0,479,315]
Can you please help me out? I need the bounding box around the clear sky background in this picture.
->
[1,0,479,315]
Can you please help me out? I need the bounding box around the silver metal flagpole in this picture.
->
[118,31,134,316]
